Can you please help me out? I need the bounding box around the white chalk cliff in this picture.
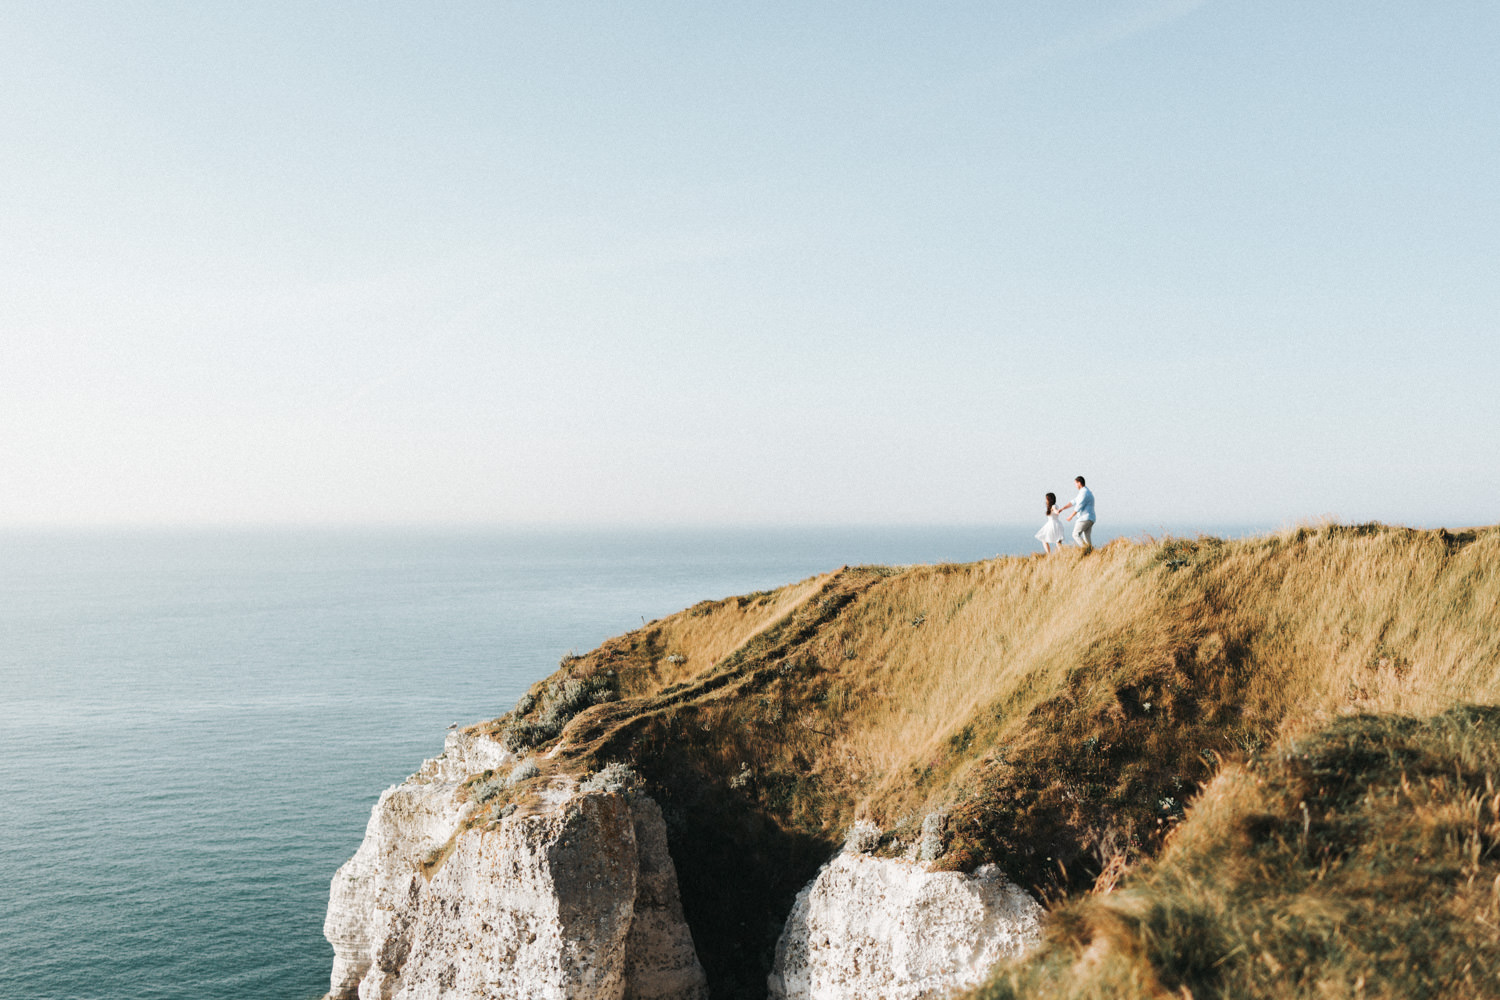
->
[322,728,707,1000]
[767,852,1043,1000]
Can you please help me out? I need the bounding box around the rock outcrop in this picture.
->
[767,853,1043,1000]
[323,729,707,1000]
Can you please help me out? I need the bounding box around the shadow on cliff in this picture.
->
[639,745,835,1000]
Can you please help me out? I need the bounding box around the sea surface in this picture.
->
[0,524,1253,1000]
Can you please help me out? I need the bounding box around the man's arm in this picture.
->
[1064,489,1084,521]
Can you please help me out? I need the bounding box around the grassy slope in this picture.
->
[973,708,1500,1000]
[461,523,1500,999]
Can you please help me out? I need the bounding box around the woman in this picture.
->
[1035,492,1065,554]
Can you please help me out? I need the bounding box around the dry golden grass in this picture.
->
[842,525,1499,825]
[558,523,1500,829]
[616,572,832,696]
[472,522,1499,999]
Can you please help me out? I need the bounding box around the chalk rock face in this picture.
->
[325,728,498,998]
[323,728,707,1000]
[420,726,514,785]
[767,854,1043,1000]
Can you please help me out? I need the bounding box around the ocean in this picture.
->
[0,524,1240,999]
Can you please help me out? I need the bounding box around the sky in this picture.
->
[2,1,1497,528]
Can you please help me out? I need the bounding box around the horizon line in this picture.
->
[0,518,1464,536]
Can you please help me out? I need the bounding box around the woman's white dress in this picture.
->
[1036,511,1065,545]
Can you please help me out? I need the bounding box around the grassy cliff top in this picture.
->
[466,522,1500,998]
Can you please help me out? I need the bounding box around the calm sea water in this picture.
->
[0,524,1243,1000]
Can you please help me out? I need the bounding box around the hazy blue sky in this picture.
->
[3,2,1496,528]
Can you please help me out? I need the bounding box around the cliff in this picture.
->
[325,523,1500,1000]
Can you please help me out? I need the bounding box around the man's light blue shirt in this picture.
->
[1073,487,1095,522]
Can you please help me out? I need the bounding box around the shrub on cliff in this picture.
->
[581,762,641,797]
[470,772,508,804]
[500,670,620,751]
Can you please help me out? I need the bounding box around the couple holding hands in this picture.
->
[1036,476,1096,554]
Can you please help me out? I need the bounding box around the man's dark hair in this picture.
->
[1075,475,1086,487]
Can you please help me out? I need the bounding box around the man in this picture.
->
[1059,475,1096,550]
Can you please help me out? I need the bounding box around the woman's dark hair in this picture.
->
[1045,492,1057,515]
